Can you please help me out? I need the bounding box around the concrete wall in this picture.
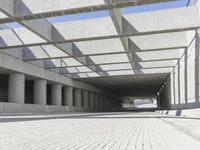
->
[161,30,200,110]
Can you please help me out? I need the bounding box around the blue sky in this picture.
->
[7,0,192,28]
[47,0,190,23]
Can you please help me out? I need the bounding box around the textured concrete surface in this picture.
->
[0,112,200,150]
[162,117,200,141]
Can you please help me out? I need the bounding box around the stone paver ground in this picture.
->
[0,112,200,150]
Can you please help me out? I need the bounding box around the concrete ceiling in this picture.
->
[77,73,169,97]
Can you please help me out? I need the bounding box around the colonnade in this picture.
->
[7,72,122,112]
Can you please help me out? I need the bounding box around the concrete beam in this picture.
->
[105,0,139,73]
[122,6,200,35]
[43,48,182,71]
[0,0,175,23]
[0,3,104,76]
[0,0,15,17]
[0,6,197,48]
[52,7,200,42]
[0,51,111,93]
[23,47,185,62]
[0,7,196,50]
[0,30,189,51]
[62,66,173,76]
[20,20,104,76]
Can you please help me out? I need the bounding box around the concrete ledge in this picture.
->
[0,102,92,113]
[157,108,200,118]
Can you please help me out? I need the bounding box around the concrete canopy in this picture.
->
[0,0,198,79]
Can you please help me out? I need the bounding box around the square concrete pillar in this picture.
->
[34,79,46,105]
[63,86,73,107]
[8,73,25,103]
[51,83,62,106]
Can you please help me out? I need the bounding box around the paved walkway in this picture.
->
[0,112,200,150]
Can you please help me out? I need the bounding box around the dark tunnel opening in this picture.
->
[76,73,171,111]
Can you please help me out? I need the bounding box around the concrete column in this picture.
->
[112,100,115,108]
[105,96,110,111]
[89,92,94,110]
[83,91,89,109]
[51,83,62,106]
[33,79,46,105]
[63,86,73,107]
[110,99,114,109]
[94,94,97,108]
[94,94,99,110]
[99,95,103,111]
[8,73,25,103]
[102,96,106,111]
[111,100,115,110]
[104,97,107,109]
[103,96,107,110]
[107,97,111,109]
[113,100,116,109]
[74,89,82,107]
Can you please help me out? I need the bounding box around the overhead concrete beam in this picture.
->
[111,0,175,6]
[21,22,105,76]
[0,51,106,93]
[122,6,200,35]
[62,66,174,76]
[0,0,15,16]
[46,57,180,69]
[0,0,175,23]
[1,6,194,48]
[27,48,182,64]
[24,47,185,61]
[104,0,137,73]
[0,2,105,77]
[53,7,200,41]
[0,28,188,50]
[0,1,196,79]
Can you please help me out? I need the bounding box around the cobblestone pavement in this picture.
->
[0,112,200,150]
